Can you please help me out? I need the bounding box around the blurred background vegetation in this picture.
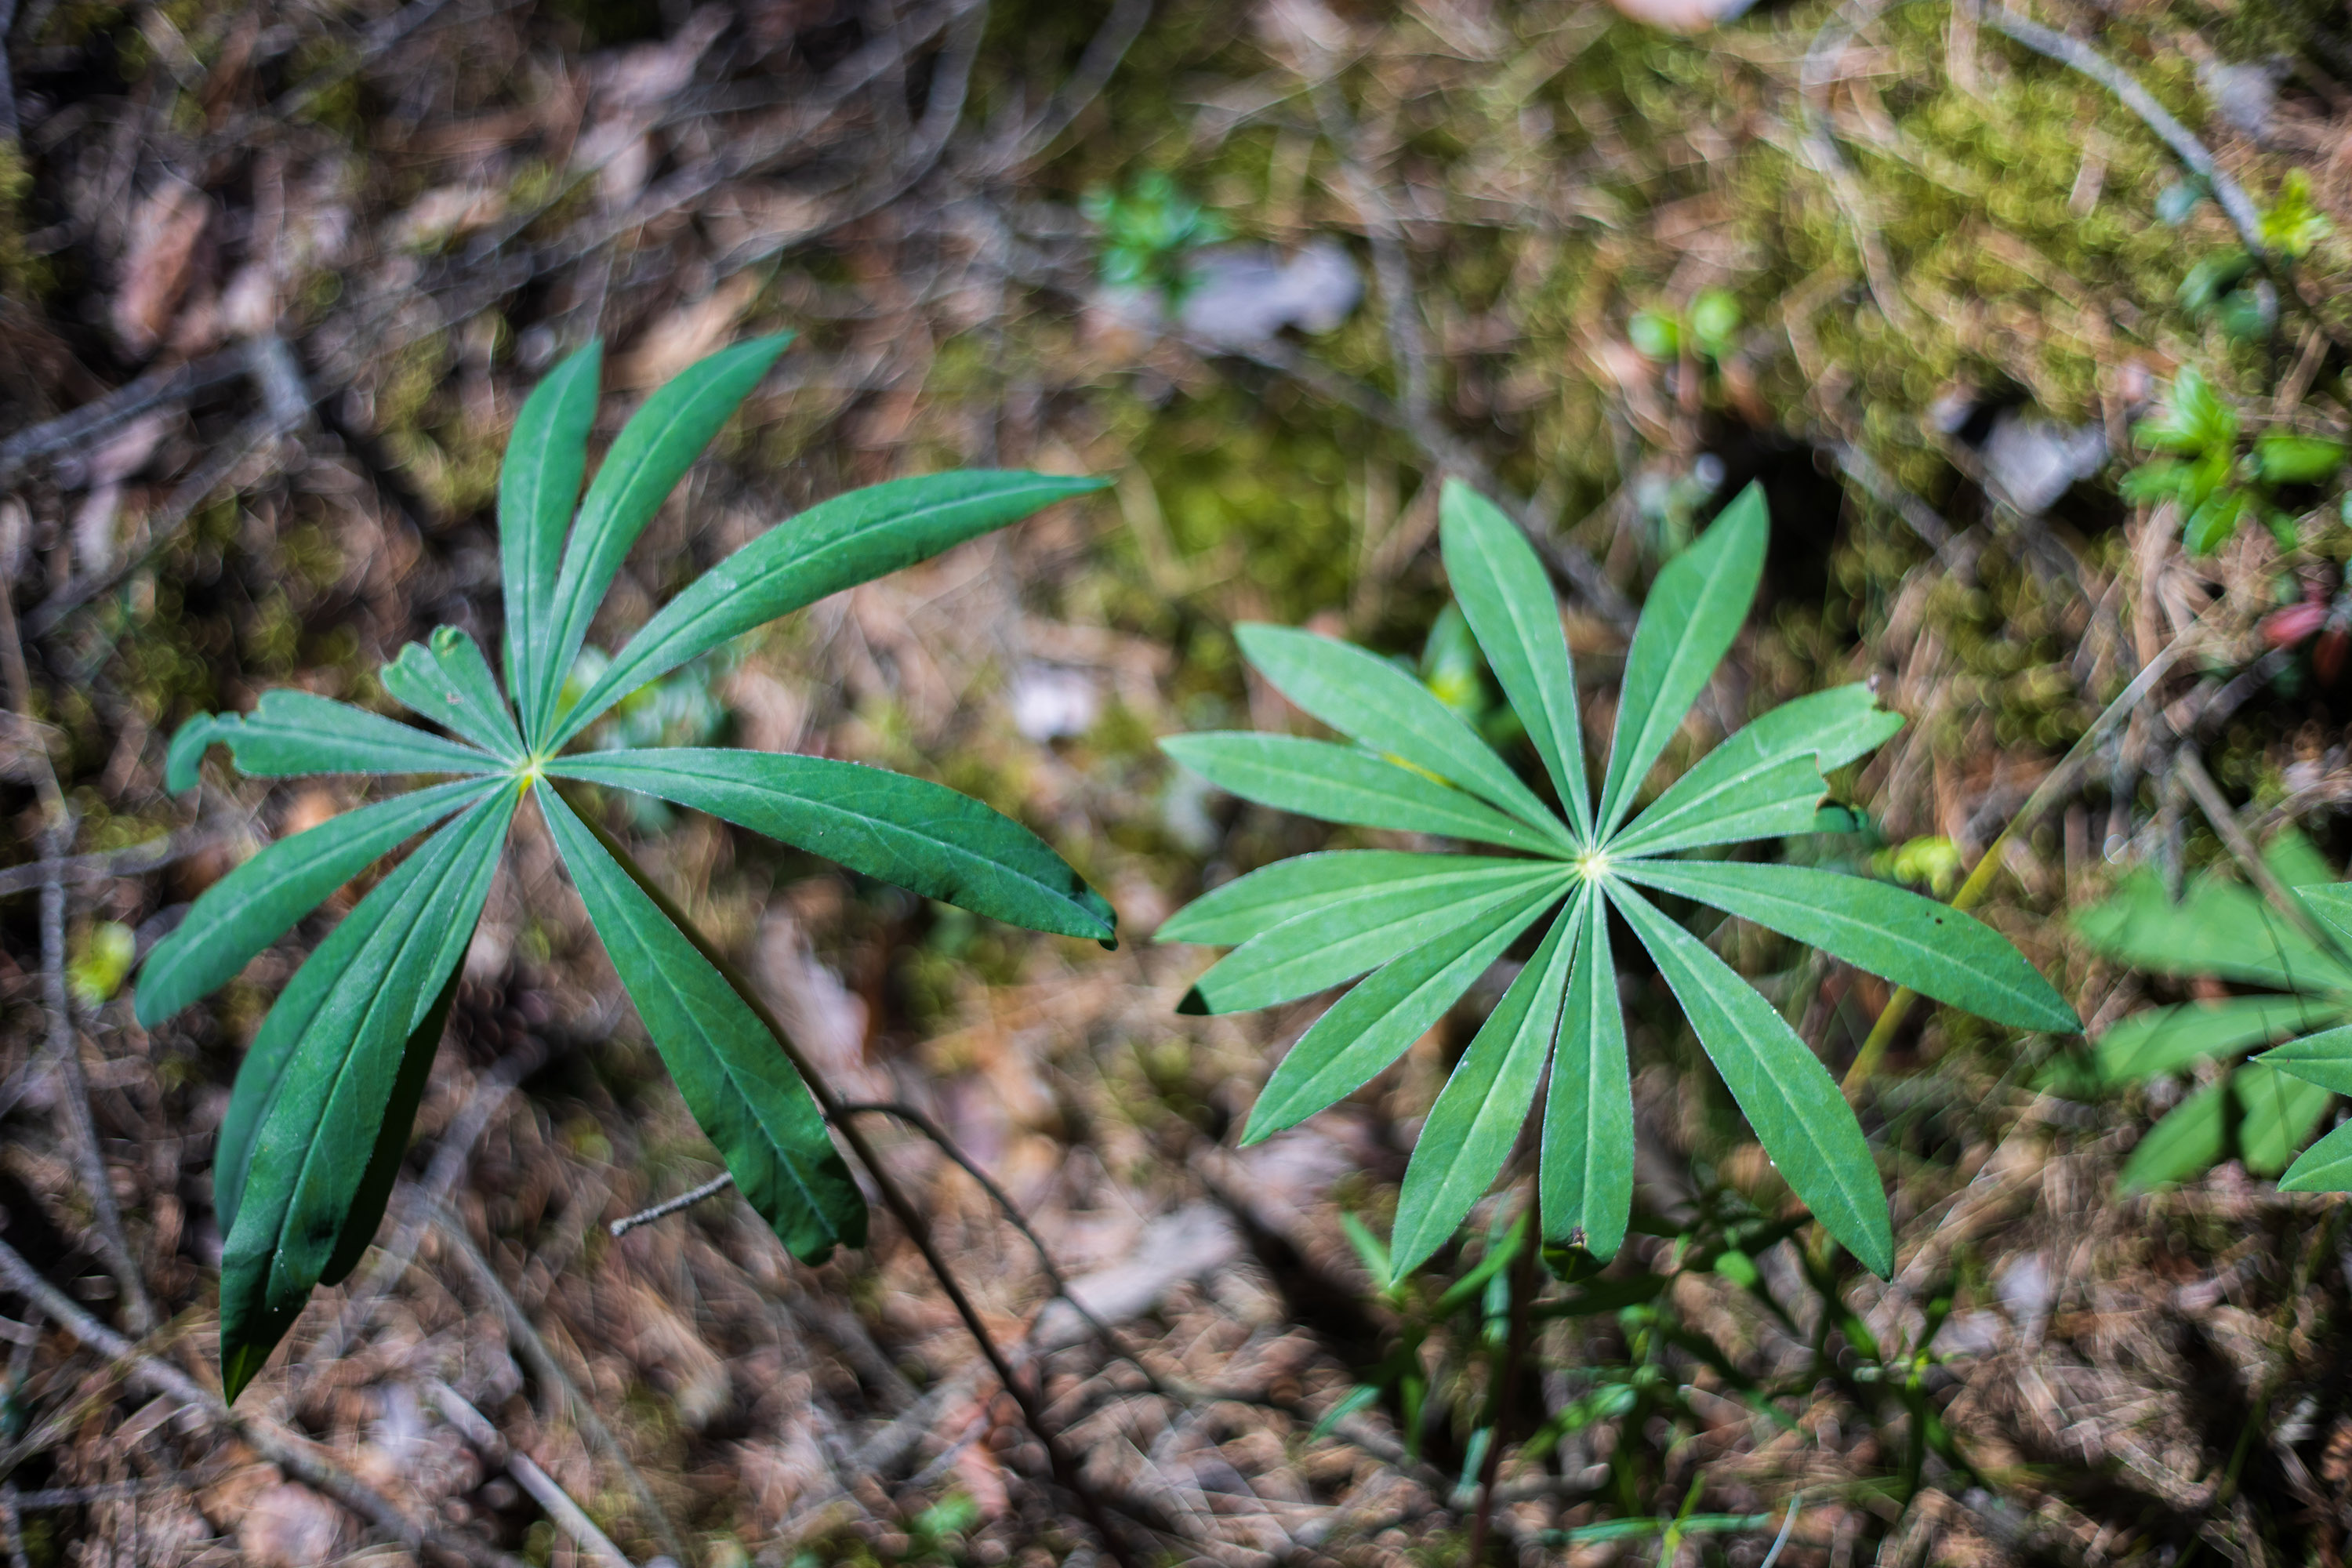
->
[8,0,2352,1562]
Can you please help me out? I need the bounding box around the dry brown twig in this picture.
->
[0,1234,523,1568]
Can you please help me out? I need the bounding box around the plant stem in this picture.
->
[1842,625,2198,1094]
[1465,1221,1536,1567]
[560,792,1143,1568]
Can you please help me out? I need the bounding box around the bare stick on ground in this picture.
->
[0,1234,521,1568]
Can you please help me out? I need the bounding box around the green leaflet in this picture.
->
[217,788,514,1398]
[2073,849,2352,993]
[1390,896,1580,1279]
[2102,997,2340,1083]
[2121,1080,2226,1192]
[1157,851,1530,946]
[2303,883,2352,946]
[1593,485,1767,837]
[381,626,525,761]
[1618,859,2078,1033]
[1439,479,1592,840]
[1243,876,1567,1144]
[531,334,793,737]
[134,778,495,1026]
[2122,1062,2332,1192]
[2242,1061,2334,1174]
[1160,733,1570,856]
[166,691,499,793]
[1234,623,1571,846]
[1610,880,1893,1276]
[1612,686,1904,857]
[546,747,1113,943]
[2279,1116,2352,1191]
[551,472,1110,747]
[1542,887,1634,1261]
[2258,1022,2352,1094]
[501,339,601,736]
[1182,863,1562,1014]
[540,786,865,1262]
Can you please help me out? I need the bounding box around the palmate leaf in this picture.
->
[1438,480,1592,840]
[1390,894,1580,1279]
[1157,479,2075,1282]
[527,333,793,739]
[1619,858,2078,1033]
[1235,623,1571,846]
[1593,485,1768,837]
[541,786,864,1261]
[547,748,1112,942]
[134,777,495,1026]
[167,691,500,792]
[551,471,1110,749]
[2281,1115,2352,1189]
[219,788,514,1397]
[1610,881,1893,1276]
[132,335,1121,1401]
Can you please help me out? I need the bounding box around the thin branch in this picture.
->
[1984,10,2265,260]
[1843,615,2205,1091]
[0,1235,521,1568]
[0,583,152,1336]
[608,1172,735,1238]
[431,1212,691,1566]
[557,788,1147,1568]
[2175,745,2344,957]
[426,1381,634,1568]
[0,829,216,898]
[0,348,252,488]
[1007,0,1153,164]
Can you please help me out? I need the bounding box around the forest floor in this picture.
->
[6,0,2352,1564]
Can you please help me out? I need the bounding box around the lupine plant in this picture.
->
[138,335,1114,1396]
[2071,830,2352,1192]
[1158,481,2077,1280]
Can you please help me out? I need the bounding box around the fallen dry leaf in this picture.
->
[112,178,212,355]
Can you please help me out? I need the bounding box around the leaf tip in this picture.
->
[165,713,230,793]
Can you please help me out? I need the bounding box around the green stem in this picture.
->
[1843,627,2198,1096]
[558,788,1144,1568]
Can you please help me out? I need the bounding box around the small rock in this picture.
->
[1995,1250,2055,1340]
[1009,665,1100,741]
[1602,0,1758,34]
[2199,60,2283,140]
[1177,240,1362,345]
[1977,410,2107,516]
[237,1481,351,1568]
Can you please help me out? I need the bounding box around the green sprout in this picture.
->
[2121,365,2344,554]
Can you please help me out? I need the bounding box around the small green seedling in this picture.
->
[1157,482,2076,1281]
[140,336,1112,1396]
[2072,831,2352,1192]
[1629,287,1742,365]
[1082,171,1228,302]
[2122,365,2344,554]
